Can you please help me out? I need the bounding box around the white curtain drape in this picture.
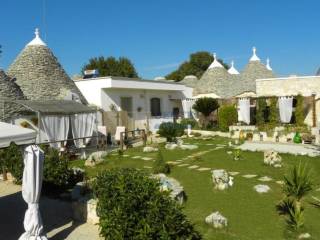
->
[71,113,96,148]
[19,145,47,240]
[279,96,293,123]
[238,98,251,124]
[41,115,69,149]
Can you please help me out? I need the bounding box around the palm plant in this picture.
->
[276,162,313,231]
[283,162,313,202]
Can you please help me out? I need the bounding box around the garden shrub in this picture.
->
[276,162,313,231]
[256,98,267,125]
[295,95,304,126]
[153,150,170,174]
[42,147,83,194]
[218,105,238,132]
[93,168,201,240]
[158,122,185,142]
[2,142,24,184]
[269,97,279,124]
[180,118,197,128]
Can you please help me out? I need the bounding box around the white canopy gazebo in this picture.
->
[0,122,36,147]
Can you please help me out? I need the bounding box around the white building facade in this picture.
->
[74,76,193,132]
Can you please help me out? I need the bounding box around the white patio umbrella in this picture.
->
[0,122,36,148]
[19,145,47,240]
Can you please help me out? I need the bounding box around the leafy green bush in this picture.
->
[93,168,201,240]
[153,150,170,174]
[192,97,219,128]
[269,97,279,124]
[2,142,23,184]
[180,118,197,128]
[42,147,83,194]
[218,105,238,132]
[158,122,185,142]
[295,95,304,126]
[256,98,267,125]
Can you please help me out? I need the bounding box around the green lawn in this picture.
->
[70,137,320,240]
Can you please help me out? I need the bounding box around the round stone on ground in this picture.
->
[143,146,158,153]
[242,174,257,179]
[205,211,228,228]
[254,184,271,193]
[229,171,240,176]
[258,176,273,182]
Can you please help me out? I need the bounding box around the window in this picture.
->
[150,98,161,117]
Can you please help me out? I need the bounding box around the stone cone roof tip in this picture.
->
[266,58,272,71]
[228,61,240,75]
[249,47,260,62]
[27,28,46,46]
[208,53,223,69]
[0,70,26,121]
[7,29,87,104]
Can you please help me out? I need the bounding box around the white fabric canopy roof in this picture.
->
[0,122,36,148]
[192,93,221,99]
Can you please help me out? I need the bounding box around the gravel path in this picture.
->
[0,181,101,240]
[238,142,320,157]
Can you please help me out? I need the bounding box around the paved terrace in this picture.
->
[0,181,101,240]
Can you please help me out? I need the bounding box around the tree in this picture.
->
[166,51,229,81]
[192,97,219,127]
[82,56,138,78]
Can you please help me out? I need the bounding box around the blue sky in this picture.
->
[1,0,320,79]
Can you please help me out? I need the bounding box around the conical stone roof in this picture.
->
[239,61,275,93]
[180,75,198,88]
[0,70,26,121]
[194,67,230,97]
[7,29,87,104]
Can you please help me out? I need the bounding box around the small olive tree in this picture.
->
[192,97,219,128]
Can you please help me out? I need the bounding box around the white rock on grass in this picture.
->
[254,184,271,193]
[180,144,199,150]
[299,233,311,239]
[212,169,233,190]
[165,143,178,150]
[229,171,239,176]
[85,151,108,167]
[205,211,228,228]
[264,150,282,167]
[258,176,273,182]
[242,174,257,179]
[143,146,158,153]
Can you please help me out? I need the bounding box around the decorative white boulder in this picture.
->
[165,143,178,150]
[205,211,228,228]
[153,174,185,204]
[143,146,158,153]
[254,184,271,193]
[211,169,233,190]
[85,151,107,167]
[299,233,311,239]
[264,150,282,167]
